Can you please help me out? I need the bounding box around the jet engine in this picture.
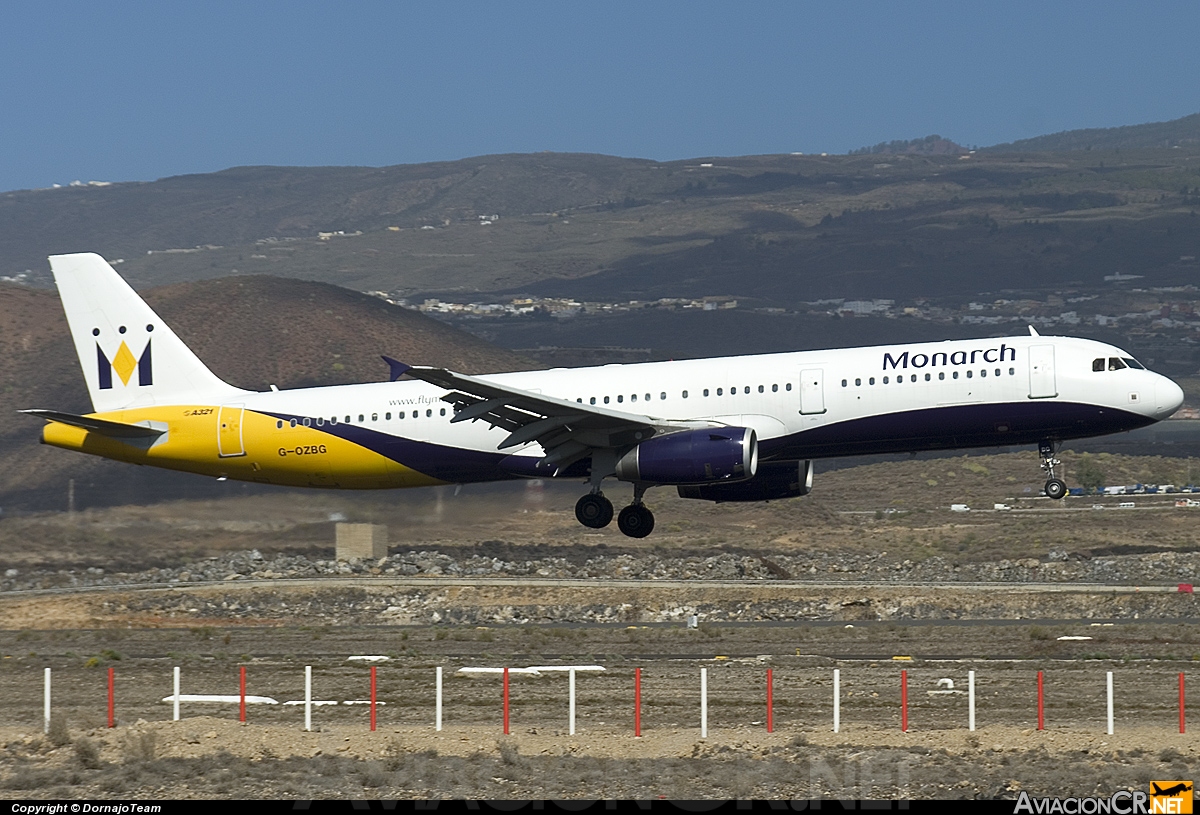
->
[677,459,813,502]
[614,427,756,485]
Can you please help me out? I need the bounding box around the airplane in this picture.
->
[23,253,1185,538]
[1151,783,1193,797]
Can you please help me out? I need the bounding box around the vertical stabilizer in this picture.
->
[49,253,247,412]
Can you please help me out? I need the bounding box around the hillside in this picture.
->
[0,278,535,510]
[985,111,1200,152]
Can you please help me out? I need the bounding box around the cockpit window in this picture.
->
[1108,357,1127,371]
[1093,358,1105,372]
[1123,357,1145,370]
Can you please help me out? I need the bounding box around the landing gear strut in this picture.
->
[575,492,614,528]
[617,483,655,538]
[1039,441,1067,500]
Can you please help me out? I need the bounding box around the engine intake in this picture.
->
[615,427,757,485]
[677,460,813,502]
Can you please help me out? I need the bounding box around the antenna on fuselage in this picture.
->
[1028,326,1040,337]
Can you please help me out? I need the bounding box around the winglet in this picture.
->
[382,356,412,382]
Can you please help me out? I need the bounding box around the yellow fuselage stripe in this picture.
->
[39,406,445,489]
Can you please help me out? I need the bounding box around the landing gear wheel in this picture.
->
[575,493,614,528]
[1037,441,1066,501]
[617,504,655,538]
[1044,478,1067,500]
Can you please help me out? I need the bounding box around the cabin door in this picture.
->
[1028,345,1058,399]
[217,404,246,457]
[799,369,827,415]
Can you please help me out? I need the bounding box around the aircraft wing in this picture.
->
[19,409,166,439]
[394,360,711,470]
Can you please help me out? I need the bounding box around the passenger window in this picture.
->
[758,385,764,393]
[841,380,847,387]
[882,376,889,384]
[744,386,750,394]
[316,418,324,426]
[576,398,582,403]
[399,411,405,419]
[630,394,637,402]
[703,389,709,397]
[372,413,378,421]
[953,372,959,379]
[980,370,986,378]
[939,372,945,380]
[717,388,723,396]
[345,416,351,423]
[590,397,596,405]
[855,378,861,386]
[289,419,297,428]
[604,396,610,404]
[785,383,792,391]
[425,409,432,417]
[617,395,623,403]
[1009,368,1015,375]
[924,373,931,381]
[303,418,311,427]
[440,408,446,416]
[1109,357,1126,371]
[994,369,1000,377]
[358,414,365,422]
[276,420,283,429]
[772,384,778,392]
[869,377,875,385]
[660,392,666,400]
[911,375,917,383]
[646,393,652,401]
[682,390,689,398]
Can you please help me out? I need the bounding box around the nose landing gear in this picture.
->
[1039,441,1067,500]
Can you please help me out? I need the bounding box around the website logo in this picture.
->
[95,325,153,390]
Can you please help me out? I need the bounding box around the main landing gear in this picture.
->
[1039,441,1067,500]
[574,484,655,538]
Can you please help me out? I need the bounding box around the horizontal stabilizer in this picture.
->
[19,409,166,439]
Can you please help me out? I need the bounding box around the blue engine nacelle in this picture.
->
[677,460,813,502]
[614,427,757,485]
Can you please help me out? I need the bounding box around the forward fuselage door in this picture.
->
[217,404,247,457]
[799,369,827,415]
[1028,345,1058,399]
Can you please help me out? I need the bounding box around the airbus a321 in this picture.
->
[24,253,1185,538]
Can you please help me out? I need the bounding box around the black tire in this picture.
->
[1045,478,1067,500]
[617,504,655,538]
[575,493,614,528]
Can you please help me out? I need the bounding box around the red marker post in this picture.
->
[370,666,377,732]
[503,667,510,735]
[1180,673,1186,734]
[766,669,774,733]
[900,670,908,732]
[239,666,246,723]
[1037,671,1045,731]
[634,668,642,737]
[107,668,115,729]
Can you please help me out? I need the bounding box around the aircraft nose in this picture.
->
[1156,376,1185,418]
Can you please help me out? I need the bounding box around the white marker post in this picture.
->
[305,666,313,732]
[569,668,576,736]
[1106,672,1114,735]
[435,667,443,732]
[833,669,841,733]
[700,668,708,739]
[173,666,180,722]
[43,668,50,735]
[968,670,976,732]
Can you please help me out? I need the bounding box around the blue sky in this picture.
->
[2,1,1198,193]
